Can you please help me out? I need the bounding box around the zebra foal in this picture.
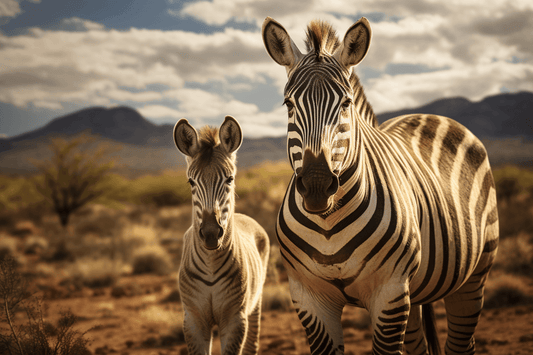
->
[174,116,270,355]
[263,17,499,355]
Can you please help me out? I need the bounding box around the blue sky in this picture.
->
[1,0,532,138]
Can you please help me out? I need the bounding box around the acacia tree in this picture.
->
[32,134,115,227]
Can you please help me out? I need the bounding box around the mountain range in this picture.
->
[1,91,532,175]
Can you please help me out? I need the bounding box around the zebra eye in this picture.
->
[225,176,234,185]
[283,98,295,112]
[187,178,196,188]
[341,99,352,111]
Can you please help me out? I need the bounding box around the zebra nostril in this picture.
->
[326,175,339,197]
[296,175,307,196]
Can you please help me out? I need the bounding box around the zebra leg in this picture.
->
[183,309,213,355]
[443,266,492,353]
[369,284,411,355]
[219,312,248,355]
[403,305,428,355]
[242,299,262,355]
[290,279,345,355]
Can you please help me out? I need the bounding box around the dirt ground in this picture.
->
[29,273,533,355]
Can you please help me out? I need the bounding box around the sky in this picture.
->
[1,0,532,139]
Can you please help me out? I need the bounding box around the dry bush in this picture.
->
[132,245,173,275]
[63,257,122,289]
[0,256,91,355]
[484,274,533,309]
[31,134,116,227]
[262,284,293,312]
[492,234,533,276]
[23,236,49,255]
[0,236,17,262]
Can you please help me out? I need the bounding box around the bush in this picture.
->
[262,284,293,312]
[484,275,533,309]
[132,245,173,275]
[63,257,121,289]
[23,236,49,255]
[0,256,92,354]
[492,234,533,276]
[0,236,17,262]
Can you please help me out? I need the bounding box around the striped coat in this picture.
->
[174,116,270,355]
[263,17,499,355]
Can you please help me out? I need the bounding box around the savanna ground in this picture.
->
[1,161,533,354]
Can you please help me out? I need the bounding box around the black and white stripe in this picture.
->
[263,17,499,355]
[174,116,270,355]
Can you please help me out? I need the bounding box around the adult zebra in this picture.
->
[262,17,499,355]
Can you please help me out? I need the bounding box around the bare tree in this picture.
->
[32,133,115,227]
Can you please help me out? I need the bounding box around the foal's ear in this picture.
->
[219,116,242,154]
[262,17,303,73]
[335,17,372,70]
[174,118,199,157]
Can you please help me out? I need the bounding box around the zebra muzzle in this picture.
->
[296,151,339,214]
[199,211,224,250]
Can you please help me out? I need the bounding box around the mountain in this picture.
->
[0,92,531,175]
[377,91,533,139]
[1,106,173,150]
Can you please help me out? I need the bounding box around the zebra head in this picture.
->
[174,116,242,250]
[262,17,372,214]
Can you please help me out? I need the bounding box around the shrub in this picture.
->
[0,236,17,262]
[132,245,173,275]
[31,134,116,227]
[64,257,121,289]
[0,256,91,354]
[262,284,293,312]
[484,275,533,309]
[493,234,533,276]
[23,236,49,255]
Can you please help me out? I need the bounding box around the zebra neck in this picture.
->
[350,75,378,128]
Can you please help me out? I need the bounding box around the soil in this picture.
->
[29,274,533,355]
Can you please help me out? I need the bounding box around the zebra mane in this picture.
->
[305,20,340,58]
[195,126,221,166]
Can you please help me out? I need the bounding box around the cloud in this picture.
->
[0,0,21,18]
[58,17,106,32]
[2,0,533,138]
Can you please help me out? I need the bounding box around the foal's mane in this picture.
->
[305,20,341,57]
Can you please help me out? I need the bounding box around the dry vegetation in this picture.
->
[1,161,533,354]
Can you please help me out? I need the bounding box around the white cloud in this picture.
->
[0,0,21,18]
[2,0,533,138]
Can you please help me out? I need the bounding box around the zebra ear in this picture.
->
[219,116,242,154]
[174,118,200,157]
[336,17,372,69]
[262,17,303,72]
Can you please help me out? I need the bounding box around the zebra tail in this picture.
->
[422,303,441,355]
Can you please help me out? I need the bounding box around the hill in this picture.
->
[0,92,531,174]
[377,91,533,139]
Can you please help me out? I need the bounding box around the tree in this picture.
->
[32,134,115,227]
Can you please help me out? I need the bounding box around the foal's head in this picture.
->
[174,116,243,250]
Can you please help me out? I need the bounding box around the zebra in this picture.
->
[173,116,270,355]
[262,16,499,355]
